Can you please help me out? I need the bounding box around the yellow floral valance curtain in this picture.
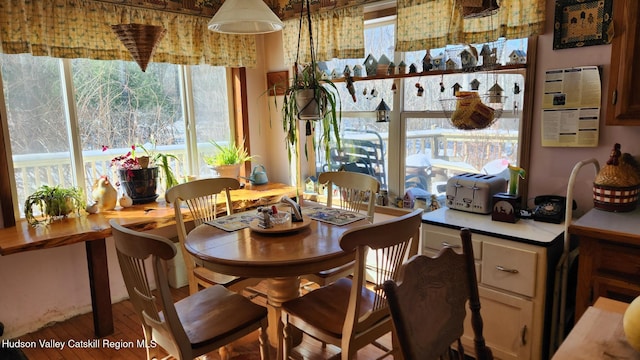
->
[0,0,257,67]
[396,0,546,52]
[282,5,364,66]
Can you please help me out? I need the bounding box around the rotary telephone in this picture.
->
[533,195,575,224]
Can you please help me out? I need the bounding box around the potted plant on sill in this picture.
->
[204,139,254,179]
[109,145,159,205]
[281,0,341,165]
[106,143,180,205]
[24,184,85,226]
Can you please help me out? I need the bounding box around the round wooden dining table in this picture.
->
[184,213,370,356]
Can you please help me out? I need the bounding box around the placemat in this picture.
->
[205,212,259,232]
[302,205,366,226]
[206,205,366,231]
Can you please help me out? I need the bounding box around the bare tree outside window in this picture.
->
[1,54,231,217]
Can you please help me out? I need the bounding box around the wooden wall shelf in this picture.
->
[331,63,527,83]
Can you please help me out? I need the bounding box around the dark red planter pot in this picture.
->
[118,167,159,204]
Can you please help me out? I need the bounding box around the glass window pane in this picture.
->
[190,66,231,177]
[315,21,395,187]
[402,39,527,206]
[71,59,184,193]
[1,54,71,216]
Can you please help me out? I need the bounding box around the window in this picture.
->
[318,17,529,205]
[1,54,232,218]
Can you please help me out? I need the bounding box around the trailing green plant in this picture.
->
[282,64,341,165]
[24,185,86,226]
[204,139,254,166]
[280,0,341,166]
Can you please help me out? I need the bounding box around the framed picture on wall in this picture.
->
[553,0,613,50]
[266,71,289,96]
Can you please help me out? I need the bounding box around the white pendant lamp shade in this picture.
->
[208,0,284,34]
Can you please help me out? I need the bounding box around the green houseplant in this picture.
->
[24,185,85,226]
[204,139,254,178]
[106,142,180,203]
[136,142,180,193]
[109,144,159,204]
[281,0,341,165]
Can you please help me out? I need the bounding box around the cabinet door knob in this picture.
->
[521,325,528,345]
[496,265,519,273]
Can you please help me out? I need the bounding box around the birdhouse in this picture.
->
[330,68,340,79]
[445,58,457,70]
[507,49,527,64]
[364,54,378,76]
[432,53,444,70]
[353,64,363,77]
[460,48,477,69]
[377,54,391,76]
[320,70,330,80]
[470,79,481,90]
[304,176,318,194]
[388,61,396,75]
[422,51,432,72]
[397,61,407,74]
[343,65,352,77]
[409,63,418,73]
[452,83,462,96]
[487,83,504,103]
[375,99,391,123]
[480,44,498,67]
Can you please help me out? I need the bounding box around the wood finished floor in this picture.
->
[14,282,393,360]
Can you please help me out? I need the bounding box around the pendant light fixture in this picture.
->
[208,0,284,34]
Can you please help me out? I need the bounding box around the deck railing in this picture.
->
[12,144,214,216]
[13,130,518,216]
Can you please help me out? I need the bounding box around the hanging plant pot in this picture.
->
[295,88,326,121]
[118,167,159,204]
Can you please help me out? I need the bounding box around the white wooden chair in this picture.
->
[281,209,423,360]
[304,171,380,287]
[110,219,270,360]
[165,178,262,295]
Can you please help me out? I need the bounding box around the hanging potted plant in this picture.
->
[281,0,341,165]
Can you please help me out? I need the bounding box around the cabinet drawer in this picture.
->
[595,240,640,279]
[423,248,481,283]
[422,224,482,260]
[482,241,537,297]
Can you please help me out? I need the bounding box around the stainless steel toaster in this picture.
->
[446,173,506,214]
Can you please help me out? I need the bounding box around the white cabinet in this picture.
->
[422,208,564,360]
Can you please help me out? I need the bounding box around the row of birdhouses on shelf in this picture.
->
[321,45,526,80]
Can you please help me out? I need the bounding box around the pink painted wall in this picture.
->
[528,0,640,216]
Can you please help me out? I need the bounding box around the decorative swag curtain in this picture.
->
[282,5,364,66]
[396,0,546,52]
[0,0,257,67]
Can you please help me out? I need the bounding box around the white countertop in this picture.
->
[572,206,640,236]
[422,208,565,245]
